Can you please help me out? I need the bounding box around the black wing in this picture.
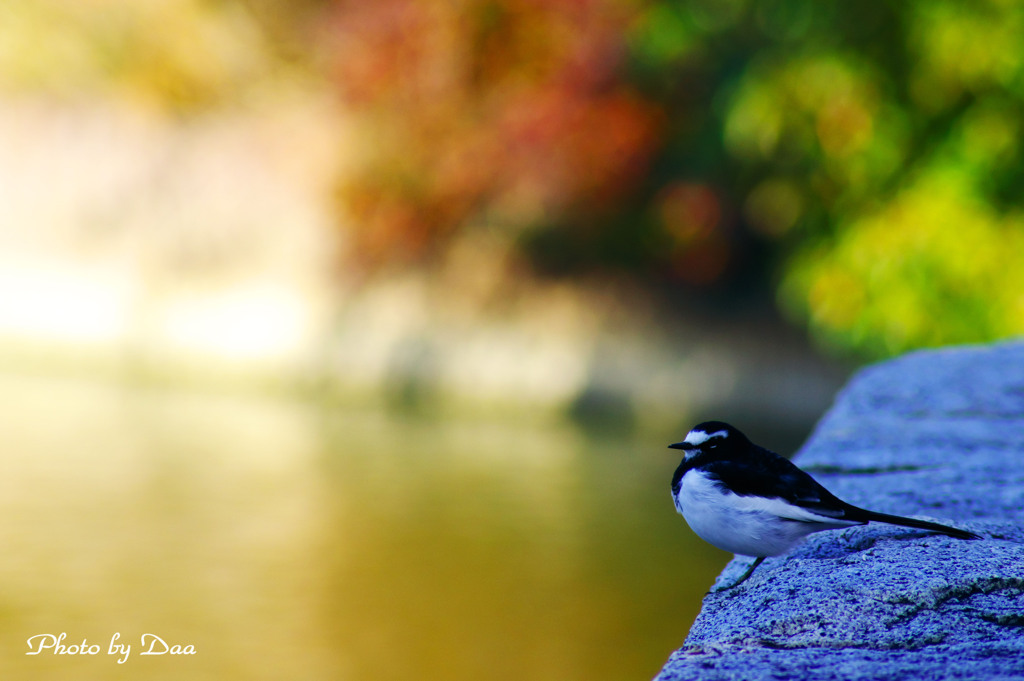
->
[701,445,854,520]
[680,444,979,539]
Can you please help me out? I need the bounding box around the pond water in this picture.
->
[0,372,730,680]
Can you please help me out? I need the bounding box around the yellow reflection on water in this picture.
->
[0,373,724,680]
[0,373,335,680]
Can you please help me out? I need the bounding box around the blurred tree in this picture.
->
[11,0,1023,358]
[709,0,1024,356]
[297,0,1024,357]
[0,0,282,111]
[310,0,664,270]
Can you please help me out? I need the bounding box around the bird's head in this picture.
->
[668,421,748,459]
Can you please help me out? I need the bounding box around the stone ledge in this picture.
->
[656,342,1024,681]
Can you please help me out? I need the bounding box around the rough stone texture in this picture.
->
[656,342,1024,681]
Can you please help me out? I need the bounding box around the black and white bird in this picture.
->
[670,421,980,589]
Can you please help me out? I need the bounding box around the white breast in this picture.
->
[674,470,858,557]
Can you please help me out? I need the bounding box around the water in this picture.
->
[0,372,728,680]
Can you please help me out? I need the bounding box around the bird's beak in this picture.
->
[668,442,691,451]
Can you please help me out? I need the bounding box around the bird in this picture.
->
[669,421,980,590]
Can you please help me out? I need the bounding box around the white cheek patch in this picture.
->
[684,429,729,446]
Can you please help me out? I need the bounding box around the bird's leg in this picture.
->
[720,556,765,590]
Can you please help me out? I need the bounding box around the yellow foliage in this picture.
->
[0,0,281,111]
[782,169,1024,356]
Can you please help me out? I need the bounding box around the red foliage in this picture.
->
[319,0,664,267]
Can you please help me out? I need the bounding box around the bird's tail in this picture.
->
[856,509,980,540]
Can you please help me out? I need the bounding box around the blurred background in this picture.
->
[1,1,1023,679]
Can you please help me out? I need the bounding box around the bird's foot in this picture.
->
[707,556,766,593]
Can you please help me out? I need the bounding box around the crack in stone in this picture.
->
[980,612,1024,627]
[801,464,926,475]
[884,576,1024,616]
[685,635,970,654]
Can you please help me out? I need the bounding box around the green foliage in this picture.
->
[633,0,1024,358]
[299,0,1024,357]
[720,0,1024,358]
[9,0,1024,358]
[780,168,1024,356]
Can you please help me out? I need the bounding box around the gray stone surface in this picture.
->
[656,342,1024,681]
